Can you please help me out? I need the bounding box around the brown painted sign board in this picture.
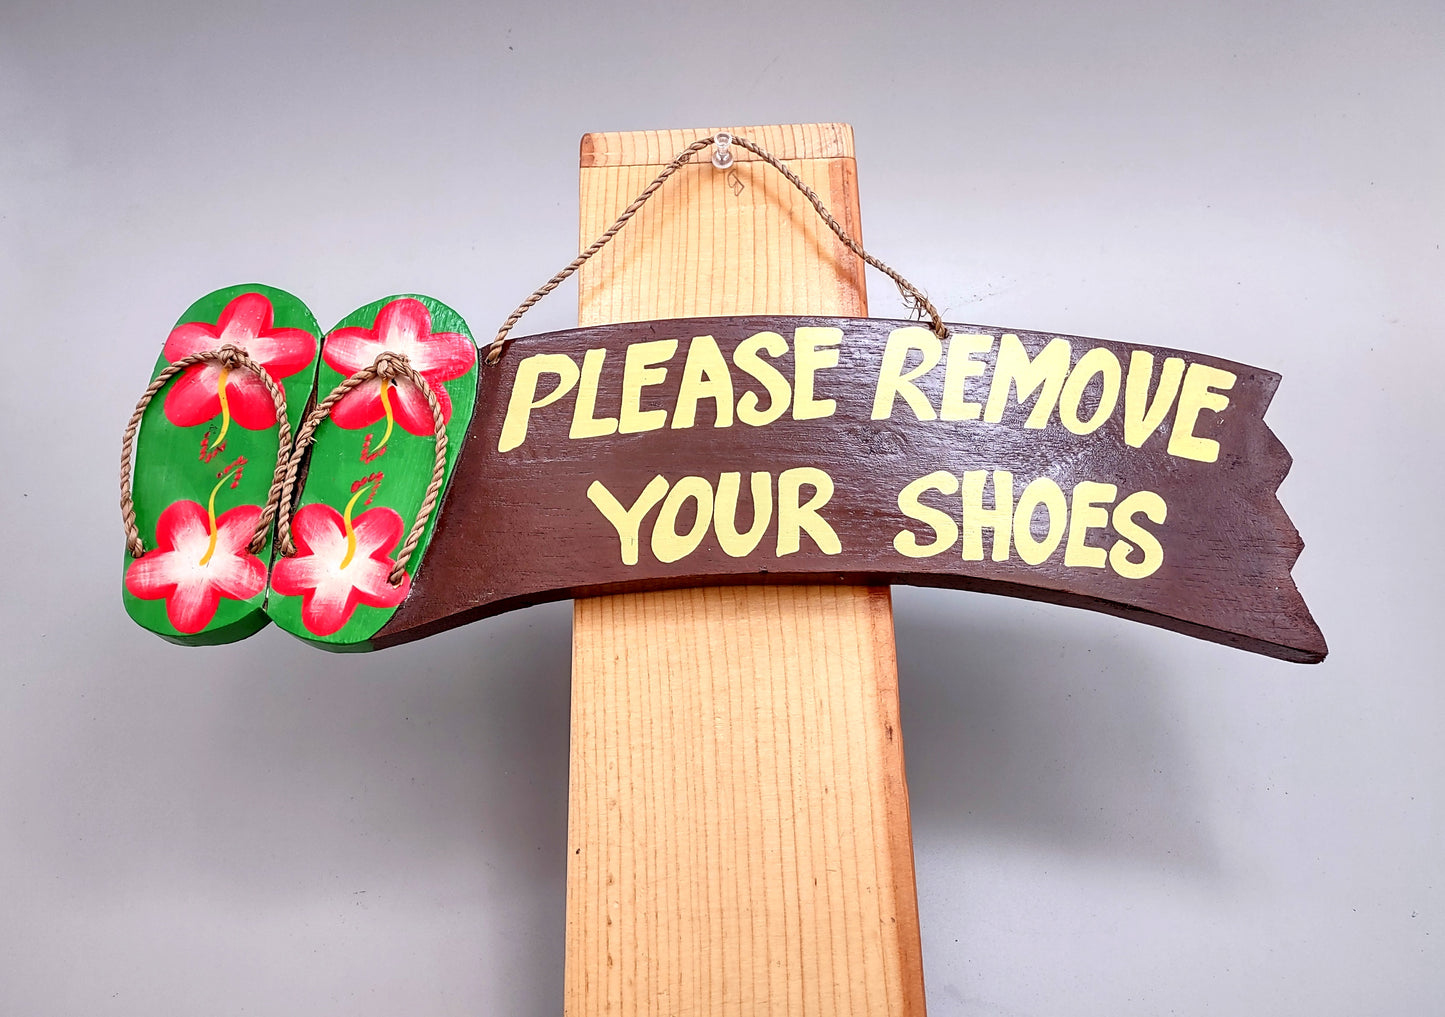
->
[382,313,1325,663]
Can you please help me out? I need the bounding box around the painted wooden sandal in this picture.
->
[266,295,478,649]
[121,285,322,644]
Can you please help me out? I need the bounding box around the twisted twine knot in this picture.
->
[215,344,249,370]
[372,351,412,379]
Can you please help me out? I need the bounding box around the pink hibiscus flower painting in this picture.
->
[163,291,316,430]
[271,503,412,637]
[323,297,476,437]
[125,501,268,634]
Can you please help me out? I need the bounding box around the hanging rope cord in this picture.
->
[120,346,292,559]
[274,351,448,586]
[484,132,947,364]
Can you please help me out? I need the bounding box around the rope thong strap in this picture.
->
[120,345,292,558]
[275,350,448,585]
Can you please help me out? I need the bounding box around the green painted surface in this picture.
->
[266,294,478,649]
[122,284,322,645]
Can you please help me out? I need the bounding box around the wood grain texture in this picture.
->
[567,123,926,1017]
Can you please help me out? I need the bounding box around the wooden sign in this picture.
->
[118,132,1323,663]
[380,313,1326,663]
[115,123,1328,1017]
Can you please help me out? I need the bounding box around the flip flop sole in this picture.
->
[267,294,478,649]
[122,284,321,645]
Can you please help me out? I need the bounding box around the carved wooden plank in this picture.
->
[380,314,1326,664]
[562,124,926,1017]
[266,295,478,648]
[123,285,320,644]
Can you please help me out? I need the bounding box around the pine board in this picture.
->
[566,123,926,1017]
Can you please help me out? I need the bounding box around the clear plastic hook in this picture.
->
[711,132,734,170]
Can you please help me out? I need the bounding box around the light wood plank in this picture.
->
[568,123,925,1017]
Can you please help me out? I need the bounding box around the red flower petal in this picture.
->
[408,330,475,381]
[163,363,224,427]
[206,507,268,598]
[371,299,473,379]
[164,321,223,362]
[328,378,388,430]
[288,503,347,556]
[215,293,314,385]
[159,294,315,430]
[323,327,386,377]
[125,502,266,633]
[349,506,405,560]
[344,508,411,607]
[271,504,410,637]
[223,370,280,429]
[125,502,206,599]
[163,500,211,546]
[299,581,356,636]
[125,554,176,601]
[271,552,334,606]
[372,298,431,350]
[165,578,224,634]
[216,292,274,342]
[321,299,474,432]
[387,374,454,436]
[244,327,316,382]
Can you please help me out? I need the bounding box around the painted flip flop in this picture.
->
[266,294,478,649]
[121,285,322,645]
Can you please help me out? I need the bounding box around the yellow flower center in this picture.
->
[338,475,383,570]
[372,378,395,455]
[198,458,245,566]
[213,367,232,450]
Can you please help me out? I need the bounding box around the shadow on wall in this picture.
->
[894,591,1220,876]
[76,591,1217,898]
[20,592,577,1006]
[47,582,1213,1011]
[204,605,575,894]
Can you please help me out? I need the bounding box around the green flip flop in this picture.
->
[121,284,322,645]
[267,294,478,650]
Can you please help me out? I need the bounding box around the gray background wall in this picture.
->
[2,1,1440,1013]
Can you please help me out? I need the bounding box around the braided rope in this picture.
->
[484,137,714,364]
[275,351,448,586]
[729,134,945,337]
[120,345,292,559]
[484,132,946,364]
